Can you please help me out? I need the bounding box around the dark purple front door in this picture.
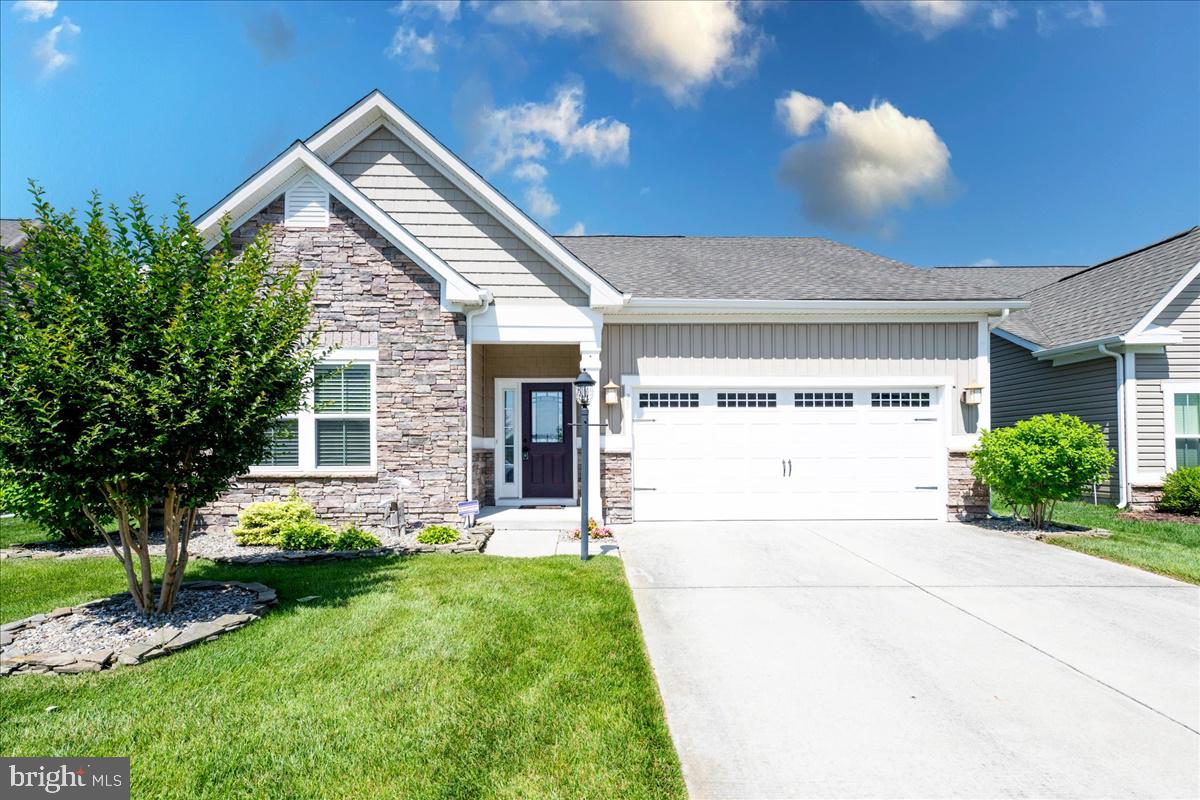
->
[521,383,572,498]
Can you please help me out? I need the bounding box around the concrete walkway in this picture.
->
[620,521,1200,799]
[483,530,620,558]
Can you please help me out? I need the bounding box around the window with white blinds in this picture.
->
[252,353,376,472]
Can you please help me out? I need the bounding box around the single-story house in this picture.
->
[938,227,1199,509]
[170,90,1033,528]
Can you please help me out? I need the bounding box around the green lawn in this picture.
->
[0,516,54,549]
[0,555,685,800]
[1044,501,1200,584]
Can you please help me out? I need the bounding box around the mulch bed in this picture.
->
[966,516,1111,541]
[1117,510,1200,525]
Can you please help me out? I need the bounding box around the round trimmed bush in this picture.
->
[1158,466,1200,516]
[333,525,382,550]
[416,524,460,545]
[278,519,335,550]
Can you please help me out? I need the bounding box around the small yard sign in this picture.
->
[457,500,480,522]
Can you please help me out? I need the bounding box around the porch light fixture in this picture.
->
[961,382,984,406]
[603,380,621,406]
[574,372,597,561]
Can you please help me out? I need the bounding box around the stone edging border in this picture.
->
[0,580,277,677]
[0,527,494,564]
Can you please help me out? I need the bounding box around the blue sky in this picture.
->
[1,0,1197,267]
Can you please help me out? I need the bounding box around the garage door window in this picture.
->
[717,392,777,408]
[640,392,700,408]
[871,391,930,408]
[794,392,854,408]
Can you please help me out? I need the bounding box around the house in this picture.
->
[940,228,1200,509]
[194,90,1029,531]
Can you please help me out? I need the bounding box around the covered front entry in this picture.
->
[631,386,946,521]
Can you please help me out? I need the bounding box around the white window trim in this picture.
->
[248,349,379,477]
[492,377,579,503]
[1162,380,1200,473]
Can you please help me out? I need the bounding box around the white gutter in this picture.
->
[463,291,493,504]
[1098,343,1128,508]
[619,297,1031,314]
[989,307,1011,329]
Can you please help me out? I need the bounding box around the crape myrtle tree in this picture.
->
[0,184,321,613]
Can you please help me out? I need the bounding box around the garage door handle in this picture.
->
[915,485,938,490]
[787,459,792,477]
[634,487,657,491]
[914,417,937,422]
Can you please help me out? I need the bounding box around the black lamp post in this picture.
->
[574,371,596,562]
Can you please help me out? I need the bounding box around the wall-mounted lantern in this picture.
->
[603,380,621,406]
[961,382,984,406]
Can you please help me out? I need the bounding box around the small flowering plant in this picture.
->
[570,517,614,539]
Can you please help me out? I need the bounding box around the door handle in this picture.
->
[788,459,792,477]
[782,459,786,477]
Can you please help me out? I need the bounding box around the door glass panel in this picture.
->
[1175,394,1200,436]
[503,389,516,483]
[531,391,564,443]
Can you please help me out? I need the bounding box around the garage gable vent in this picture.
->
[284,176,330,228]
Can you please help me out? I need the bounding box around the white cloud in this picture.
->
[476,81,630,223]
[1038,1,1107,36]
[386,26,437,70]
[776,94,952,229]
[524,185,560,219]
[12,0,56,22]
[563,221,586,236]
[775,91,827,137]
[477,82,630,172]
[487,0,765,105]
[33,16,79,78]
[973,258,1000,267]
[862,0,1020,37]
[391,0,460,23]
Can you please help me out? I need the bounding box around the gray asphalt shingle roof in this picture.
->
[555,235,1015,301]
[1,219,29,251]
[931,266,1085,296]
[997,226,1200,349]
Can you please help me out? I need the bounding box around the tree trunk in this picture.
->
[97,483,191,615]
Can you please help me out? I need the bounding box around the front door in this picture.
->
[521,383,573,498]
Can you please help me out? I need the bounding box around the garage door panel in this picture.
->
[631,386,944,521]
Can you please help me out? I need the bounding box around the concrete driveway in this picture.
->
[619,521,1199,799]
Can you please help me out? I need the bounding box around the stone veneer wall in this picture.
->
[1129,483,1163,512]
[200,197,467,534]
[472,451,495,507]
[601,452,632,524]
[947,450,988,521]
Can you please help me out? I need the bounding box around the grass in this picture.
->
[0,516,54,549]
[0,555,685,800]
[1041,501,1200,584]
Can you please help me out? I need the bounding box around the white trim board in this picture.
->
[1162,380,1200,473]
[304,91,624,308]
[195,142,487,311]
[1130,261,1200,335]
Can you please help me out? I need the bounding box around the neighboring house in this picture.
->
[941,228,1200,509]
[42,91,1031,529]
[1,218,30,252]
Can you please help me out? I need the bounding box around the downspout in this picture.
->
[463,292,493,504]
[1098,343,1128,508]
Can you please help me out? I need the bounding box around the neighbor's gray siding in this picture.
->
[601,322,980,436]
[991,335,1119,500]
[332,127,587,305]
[1136,276,1200,474]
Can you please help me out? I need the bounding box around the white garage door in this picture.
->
[631,387,945,521]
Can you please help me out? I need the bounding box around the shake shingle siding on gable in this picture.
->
[1136,277,1200,472]
[991,335,1119,500]
[333,127,587,305]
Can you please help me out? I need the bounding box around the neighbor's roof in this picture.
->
[556,235,1015,302]
[931,266,1085,296]
[1,218,29,250]
[998,226,1200,349]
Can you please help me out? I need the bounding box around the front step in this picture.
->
[477,505,580,531]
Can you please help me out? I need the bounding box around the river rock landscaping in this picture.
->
[968,515,1111,541]
[1,580,277,676]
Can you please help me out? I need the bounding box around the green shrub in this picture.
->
[279,518,336,550]
[231,490,321,546]
[970,414,1114,529]
[333,525,382,550]
[1158,466,1200,516]
[416,524,460,545]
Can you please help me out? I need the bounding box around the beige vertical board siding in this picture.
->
[1137,276,1200,472]
[474,344,579,436]
[990,335,1119,501]
[601,322,979,435]
[332,127,587,305]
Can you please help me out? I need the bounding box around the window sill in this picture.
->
[242,469,380,480]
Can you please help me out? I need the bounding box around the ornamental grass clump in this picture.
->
[416,525,460,545]
[970,413,1113,529]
